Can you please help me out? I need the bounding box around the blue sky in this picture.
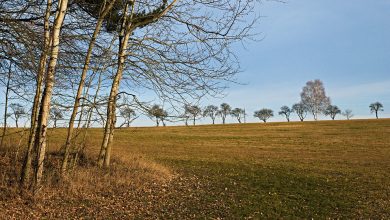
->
[186,0,390,125]
[130,0,390,126]
[3,0,389,127]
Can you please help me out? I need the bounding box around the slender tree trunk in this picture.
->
[212,118,215,124]
[222,116,226,124]
[0,62,11,149]
[238,118,241,123]
[376,111,378,119]
[15,118,18,128]
[33,0,69,187]
[193,117,195,125]
[20,0,52,187]
[61,0,115,173]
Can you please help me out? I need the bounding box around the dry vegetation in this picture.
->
[1,119,390,218]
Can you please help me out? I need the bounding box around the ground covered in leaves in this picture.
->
[1,119,390,218]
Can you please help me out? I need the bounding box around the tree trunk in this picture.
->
[61,0,115,174]
[33,0,69,187]
[0,62,11,149]
[20,0,52,187]
[238,118,241,123]
[193,117,195,125]
[98,2,132,168]
[15,118,18,128]
[212,118,215,124]
[376,111,378,119]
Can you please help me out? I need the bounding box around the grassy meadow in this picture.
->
[1,119,390,218]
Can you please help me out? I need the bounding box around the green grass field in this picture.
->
[1,119,390,218]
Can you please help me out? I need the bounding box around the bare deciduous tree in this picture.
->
[119,106,137,128]
[324,105,341,120]
[9,103,26,128]
[369,102,384,119]
[50,107,64,128]
[218,103,231,124]
[300,79,331,120]
[203,105,218,125]
[231,108,245,123]
[278,105,292,122]
[148,104,167,127]
[185,105,202,126]
[254,108,273,123]
[342,109,353,120]
[292,103,307,122]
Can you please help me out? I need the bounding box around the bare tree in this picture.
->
[292,103,307,122]
[119,106,137,127]
[342,109,353,120]
[300,79,331,120]
[50,107,64,128]
[324,105,341,120]
[278,105,292,122]
[369,102,384,119]
[148,104,167,127]
[9,103,26,128]
[203,105,218,124]
[185,104,202,126]
[218,103,231,124]
[0,61,12,148]
[231,108,245,123]
[254,108,273,123]
[61,0,116,174]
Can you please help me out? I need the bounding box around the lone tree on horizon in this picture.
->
[292,102,308,122]
[369,102,384,119]
[300,79,331,120]
[324,105,341,120]
[254,108,274,123]
[278,105,292,122]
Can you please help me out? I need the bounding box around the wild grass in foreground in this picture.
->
[1,119,389,218]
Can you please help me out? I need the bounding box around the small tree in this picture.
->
[324,105,341,120]
[203,105,219,124]
[218,103,231,124]
[278,106,292,122]
[119,106,137,127]
[9,103,26,128]
[254,108,274,123]
[292,102,307,122]
[342,109,353,120]
[369,102,384,119]
[300,79,331,120]
[148,105,167,127]
[231,108,245,123]
[185,105,202,125]
[50,107,63,128]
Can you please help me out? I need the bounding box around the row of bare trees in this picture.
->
[0,0,259,193]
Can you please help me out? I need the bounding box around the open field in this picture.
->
[1,119,390,218]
